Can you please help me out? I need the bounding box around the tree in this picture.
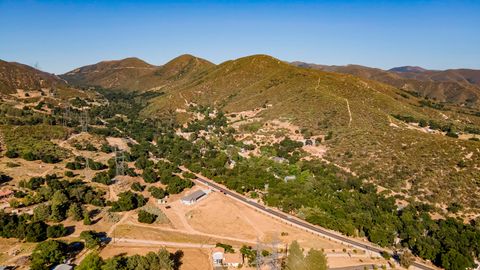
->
[286,241,305,270]
[142,167,158,183]
[77,252,104,270]
[68,203,84,221]
[440,249,473,270]
[47,224,68,238]
[92,171,113,185]
[25,221,48,242]
[80,230,102,249]
[131,182,145,192]
[305,249,327,270]
[33,203,52,222]
[84,212,92,225]
[138,210,157,224]
[110,191,147,212]
[30,240,67,270]
[148,186,166,199]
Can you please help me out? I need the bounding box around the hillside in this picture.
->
[56,53,480,210]
[292,62,480,107]
[61,54,215,92]
[0,59,87,99]
[142,55,480,211]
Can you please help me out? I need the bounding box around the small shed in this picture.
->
[181,190,206,205]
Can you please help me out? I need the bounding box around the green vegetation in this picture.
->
[137,210,157,224]
[77,249,183,270]
[92,171,114,185]
[80,230,103,249]
[110,191,147,212]
[131,182,145,192]
[215,243,234,253]
[148,186,166,199]
[1,124,69,163]
[30,240,68,270]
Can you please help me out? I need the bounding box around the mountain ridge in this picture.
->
[292,61,480,107]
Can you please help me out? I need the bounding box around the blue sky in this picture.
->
[1,0,479,74]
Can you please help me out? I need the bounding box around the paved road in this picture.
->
[192,176,435,270]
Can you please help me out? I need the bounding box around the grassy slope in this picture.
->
[143,54,480,211]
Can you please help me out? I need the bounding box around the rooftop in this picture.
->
[224,253,243,264]
[181,190,206,202]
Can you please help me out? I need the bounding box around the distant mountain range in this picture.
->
[291,61,480,106]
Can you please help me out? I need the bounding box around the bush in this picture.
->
[138,210,157,224]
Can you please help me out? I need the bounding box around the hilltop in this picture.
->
[61,54,214,92]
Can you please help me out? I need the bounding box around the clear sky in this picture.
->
[1,0,479,74]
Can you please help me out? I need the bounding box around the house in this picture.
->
[284,175,296,182]
[224,253,243,267]
[181,190,206,205]
[212,247,224,265]
[53,264,73,270]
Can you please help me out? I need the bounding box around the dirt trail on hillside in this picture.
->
[345,98,352,127]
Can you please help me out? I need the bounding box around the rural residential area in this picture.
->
[0,1,480,270]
